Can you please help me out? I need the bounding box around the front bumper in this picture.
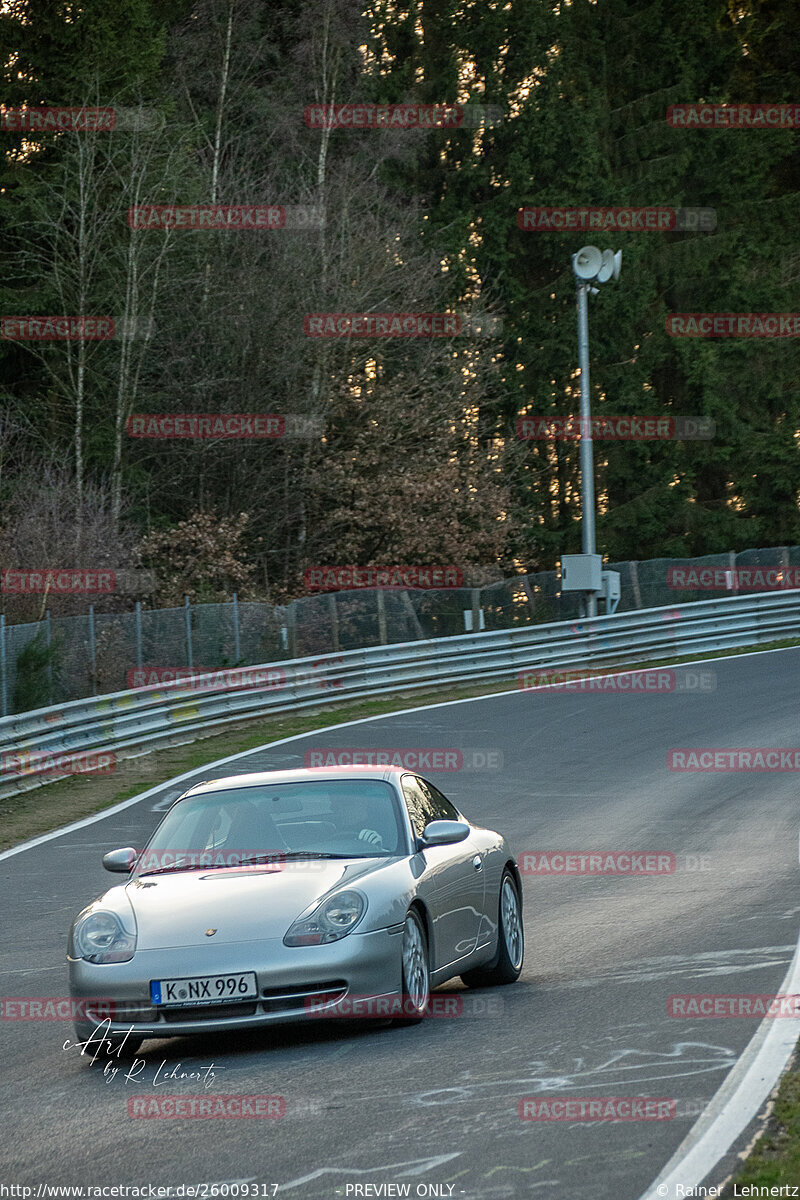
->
[69,925,403,1041]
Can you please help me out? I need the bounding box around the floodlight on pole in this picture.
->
[570,245,622,617]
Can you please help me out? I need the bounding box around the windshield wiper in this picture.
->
[135,860,201,875]
[240,851,355,862]
[136,853,284,875]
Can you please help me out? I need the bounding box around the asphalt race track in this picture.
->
[2,647,799,1199]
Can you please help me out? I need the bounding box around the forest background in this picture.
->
[0,0,798,622]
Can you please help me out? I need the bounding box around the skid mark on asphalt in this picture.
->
[445,1146,653,1198]
[539,944,794,989]
[311,1040,735,1131]
[741,907,800,922]
[361,1040,737,1110]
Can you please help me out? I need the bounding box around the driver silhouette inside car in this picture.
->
[334,793,385,851]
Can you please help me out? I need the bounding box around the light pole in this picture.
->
[571,245,622,616]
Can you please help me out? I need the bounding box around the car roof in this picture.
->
[182,765,409,796]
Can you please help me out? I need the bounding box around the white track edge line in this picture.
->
[638,933,800,1200]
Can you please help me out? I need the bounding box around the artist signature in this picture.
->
[62,1020,219,1088]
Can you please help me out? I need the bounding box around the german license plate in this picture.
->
[151,971,257,1007]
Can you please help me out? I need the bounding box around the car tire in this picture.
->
[394,908,430,1025]
[460,869,524,988]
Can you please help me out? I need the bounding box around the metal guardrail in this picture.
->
[2,589,799,800]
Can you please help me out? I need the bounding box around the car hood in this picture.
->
[123,858,393,949]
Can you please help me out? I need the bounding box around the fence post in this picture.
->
[45,610,53,705]
[520,574,536,621]
[327,592,340,653]
[376,589,387,644]
[471,588,482,633]
[135,601,143,670]
[88,605,97,696]
[0,614,6,716]
[232,592,241,662]
[729,550,737,594]
[287,601,297,658]
[184,595,193,669]
[400,590,425,639]
[630,562,642,609]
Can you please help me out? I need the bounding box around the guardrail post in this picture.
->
[376,589,387,644]
[135,601,143,669]
[184,595,193,669]
[88,605,97,696]
[0,614,6,716]
[45,610,53,705]
[232,592,241,662]
[328,593,340,652]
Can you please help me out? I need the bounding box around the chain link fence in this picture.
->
[1,545,796,714]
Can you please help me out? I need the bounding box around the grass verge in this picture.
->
[720,1050,800,1195]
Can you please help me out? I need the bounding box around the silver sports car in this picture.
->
[68,765,524,1053]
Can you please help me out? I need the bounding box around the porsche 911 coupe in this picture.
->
[67,765,524,1053]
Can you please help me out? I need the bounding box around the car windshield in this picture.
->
[135,779,405,875]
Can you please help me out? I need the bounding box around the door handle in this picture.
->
[472,854,483,871]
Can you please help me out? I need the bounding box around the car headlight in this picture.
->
[72,907,136,963]
[283,889,366,946]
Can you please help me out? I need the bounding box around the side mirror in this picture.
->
[103,847,138,873]
[420,820,470,847]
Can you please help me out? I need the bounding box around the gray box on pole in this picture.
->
[561,554,602,592]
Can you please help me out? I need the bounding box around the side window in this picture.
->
[418,779,460,822]
[401,775,436,841]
